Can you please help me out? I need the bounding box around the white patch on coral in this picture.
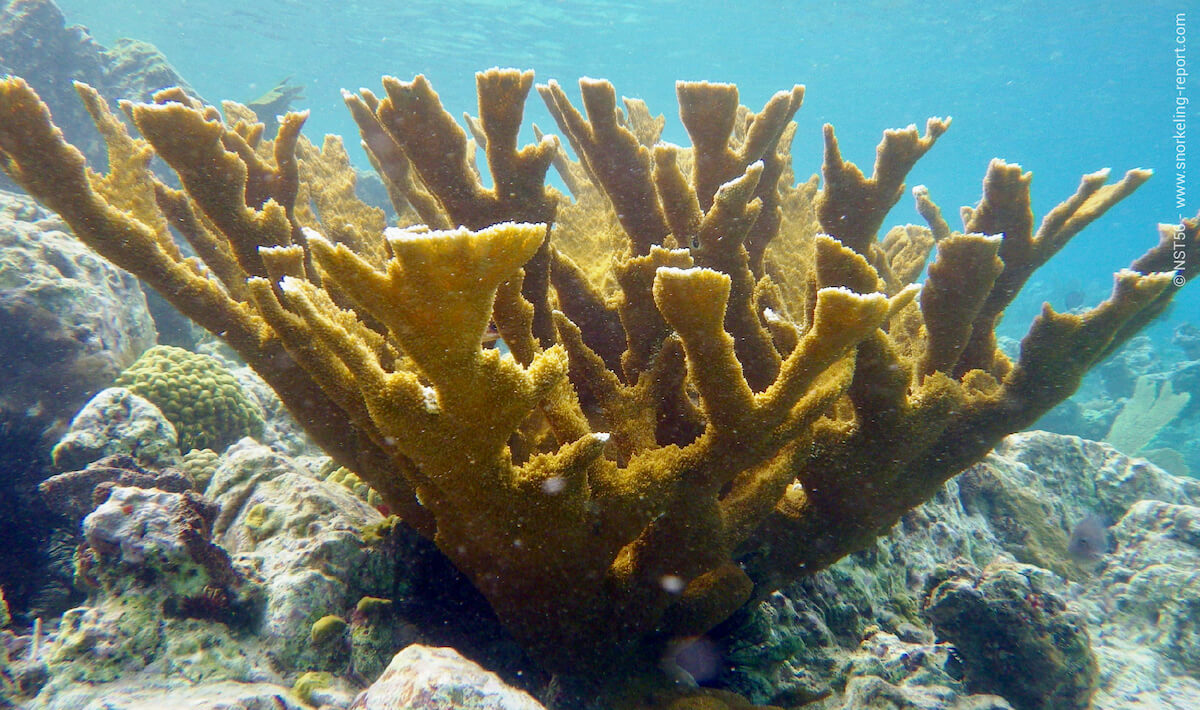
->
[422,386,440,414]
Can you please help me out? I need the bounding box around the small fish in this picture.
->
[1068,513,1111,564]
[482,322,501,347]
[245,77,306,127]
[1064,290,1085,310]
[661,636,723,687]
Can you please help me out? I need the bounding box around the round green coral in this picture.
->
[293,671,335,705]
[179,447,221,490]
[114,345,264,452]
[310,615,348,645]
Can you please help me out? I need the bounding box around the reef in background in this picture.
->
[0,0,197,174]
[0,65,1195,708]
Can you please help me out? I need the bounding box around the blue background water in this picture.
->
[55,0,1199,339]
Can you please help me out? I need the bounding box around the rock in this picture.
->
[1174,323,1200,360]
[0,190,156,625]
[20,423,1200,710]
[23,484,272,706]
[0,0,197,174]
[49,388,180,471]
[720,465,1007,707]
[0,192,156,444]
[923,559,1098,710]
[21,440,407,706]
[823,629,1014,710]
[1100,500,1200,672]
[30,678,306,710]
[722,431,1200,710]
[960,436,1200,710]
[0,0,110,168]
[349,645,546,710]
[206,440,398,674]
[80,485,259,625]
[38,453,192,525]
[101,37,195,103]
[351,596,420,684]
[954,431,1200,579]
[722,587,854,706]
[1097,336,1158,400]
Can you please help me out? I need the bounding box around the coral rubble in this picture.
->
[0,67,1195,707]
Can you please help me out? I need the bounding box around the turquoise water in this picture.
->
[53,0,1197,334]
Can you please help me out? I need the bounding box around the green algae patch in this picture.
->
[244,502,283,542]
[294,671,335,705]
[355,596,392,616]
[360,515,402,547]
[310,615,348,645]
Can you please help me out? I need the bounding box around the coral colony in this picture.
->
[0,68,1196,707]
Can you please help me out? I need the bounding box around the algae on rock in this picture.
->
[0,67,1195,707]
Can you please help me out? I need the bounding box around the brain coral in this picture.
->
[114,345,264,452]
[179,447,221,490]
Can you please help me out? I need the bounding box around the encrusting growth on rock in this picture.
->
[0,67,1195,708]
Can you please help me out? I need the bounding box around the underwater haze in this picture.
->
[53,0,1198,337]
[52,0,1187,306]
